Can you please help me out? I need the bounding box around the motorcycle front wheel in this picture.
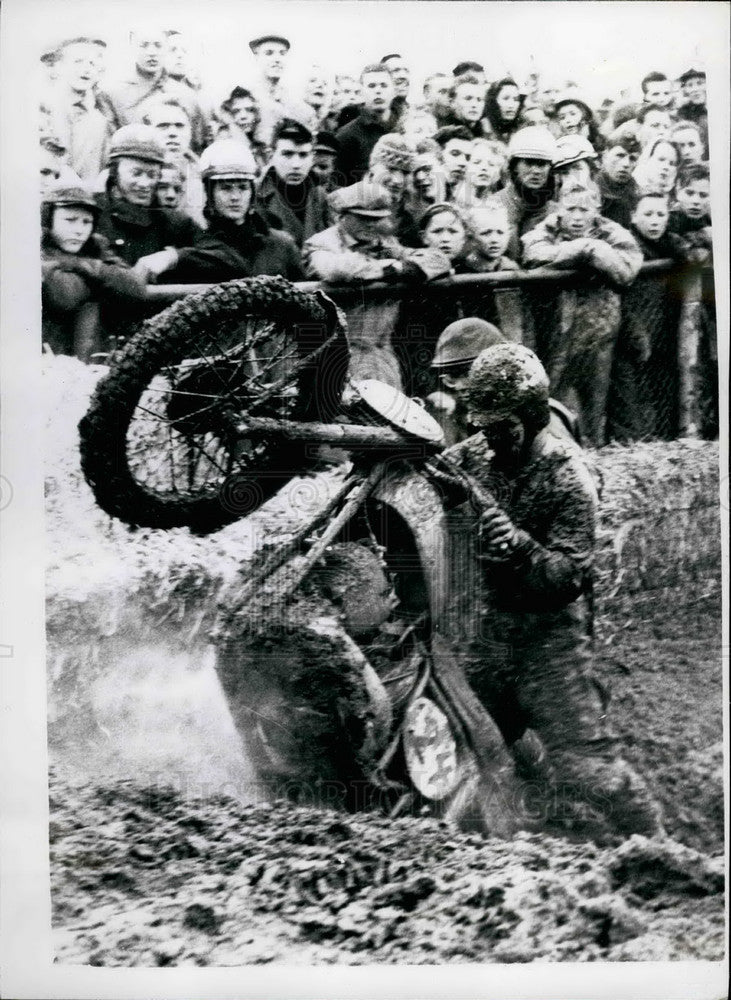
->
[79,276,349,533]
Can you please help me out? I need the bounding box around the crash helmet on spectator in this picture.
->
[432,318,504,370]
[553,133,597,170]
[199,139,258,182]
[506,125,557,163]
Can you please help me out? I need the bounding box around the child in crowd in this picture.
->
[667,162,716,437]
[41,176,146,361]
[521,178,643,445]
[668,163,711,259]
[462,202,524,341]
[154,160,186,210]
[607,190,689,442]
[418,202,471,272]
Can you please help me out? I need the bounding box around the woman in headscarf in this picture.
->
[482,78,525,145]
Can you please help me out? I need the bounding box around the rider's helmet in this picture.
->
[465,342,550,436]
[506,125,557,163]
[431,318,504,371]
[199,140,258,182]
[552,133,597,170]
[107,124,166,165]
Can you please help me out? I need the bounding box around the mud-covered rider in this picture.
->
[426,317,582,447]
[445,342,663,838]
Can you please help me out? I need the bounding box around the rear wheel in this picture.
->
[79,277,349,532]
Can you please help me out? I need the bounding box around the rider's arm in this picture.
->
[481,460,597,611]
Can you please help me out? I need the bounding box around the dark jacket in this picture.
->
[94,192,201,266]
[492,181,554,261]
[169,211,304,283]
[596,171,640,231]
[335,111,392,185]
[255,169,330,248]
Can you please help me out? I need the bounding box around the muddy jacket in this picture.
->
[169,212,304,283]
[255,169,330,248]
[607,227,688,442]
[461,251,525,342]
[521,214,642,445]
[94,192,201,267]
[447,428,597,617]
[521,213,643,287]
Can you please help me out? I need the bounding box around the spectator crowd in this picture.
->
[39,28,716,445]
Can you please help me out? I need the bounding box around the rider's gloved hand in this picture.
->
[479,507,523,563]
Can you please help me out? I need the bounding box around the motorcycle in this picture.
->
[79,276,526,835]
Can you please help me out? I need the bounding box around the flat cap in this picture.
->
[677,66,705,83]
[331,181,393,217]
[314,131,340,154]
[249,33,290,53]
[42,35,106,64]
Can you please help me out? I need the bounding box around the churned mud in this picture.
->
[45,357,725,965]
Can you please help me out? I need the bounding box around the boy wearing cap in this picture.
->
[255,119,329,247]
[303,181,450,388]
[41,176,146,360]
[311,132,341,190]
[248,33,311,144]
[39,36,113,182]
[675,68,707,152]
[363,133,420,246]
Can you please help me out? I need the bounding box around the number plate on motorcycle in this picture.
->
[403,696,460,800]
[352,379,445,443]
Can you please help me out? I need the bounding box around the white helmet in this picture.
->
[507,126,557,163]
[199,140,257,182]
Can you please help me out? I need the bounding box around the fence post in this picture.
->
[676,267,704,438]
